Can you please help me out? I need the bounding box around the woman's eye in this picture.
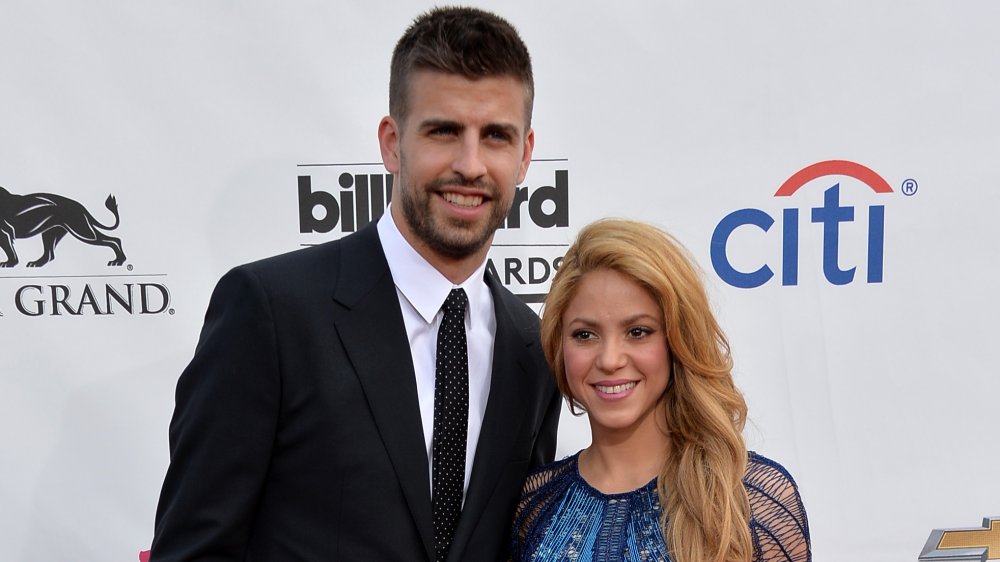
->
[628,326,652,339]
[570,329,595,341]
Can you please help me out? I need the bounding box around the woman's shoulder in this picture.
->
[513,453,580,525]
[745,451,801,492]
[521,452,579,499]
[743,451,806,517]
[744,451,812,562]
[510,453,582,559]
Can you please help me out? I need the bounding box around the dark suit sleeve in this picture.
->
[151,267,280,561]
[529,384,562,471]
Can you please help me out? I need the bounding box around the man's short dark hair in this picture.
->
[389,6,534,127]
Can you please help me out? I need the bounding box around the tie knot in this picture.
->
[442,288,468,315]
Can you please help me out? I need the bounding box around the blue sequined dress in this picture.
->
[510,451,810,562]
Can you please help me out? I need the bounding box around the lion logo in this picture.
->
[0,186,126,267]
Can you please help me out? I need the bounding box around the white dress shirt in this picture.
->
[377,207,496,501]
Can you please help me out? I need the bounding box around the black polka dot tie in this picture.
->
[432,288,469,562]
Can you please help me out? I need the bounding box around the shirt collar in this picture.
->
[377,205,490,324]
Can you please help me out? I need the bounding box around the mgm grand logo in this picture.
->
[0,185,172,317]
[1,185,125,267]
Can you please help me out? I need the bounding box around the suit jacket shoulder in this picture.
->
[485,272,545,345]
[231,221,387,306]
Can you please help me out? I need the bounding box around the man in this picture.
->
[150,7,561,561]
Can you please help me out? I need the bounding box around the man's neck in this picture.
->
[390,207,491,285]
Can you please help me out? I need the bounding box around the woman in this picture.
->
[511,219,810,562]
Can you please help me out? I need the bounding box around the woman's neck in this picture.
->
[579,412,670,494]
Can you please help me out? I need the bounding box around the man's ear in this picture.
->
[516,127,535,184]
[378,116,401,174]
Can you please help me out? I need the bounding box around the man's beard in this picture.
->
[398,175,510,259]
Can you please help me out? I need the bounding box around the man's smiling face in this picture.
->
[381,70,534,263]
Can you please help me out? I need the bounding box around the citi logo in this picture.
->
[711,160,910,288]
[297,168,569,235]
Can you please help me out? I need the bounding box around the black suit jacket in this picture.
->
[151,223,561,561]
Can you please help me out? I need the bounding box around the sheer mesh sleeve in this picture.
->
[745,453,812,562]
[508,456,576,562]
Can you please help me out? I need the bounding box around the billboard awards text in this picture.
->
[297,165,571,303]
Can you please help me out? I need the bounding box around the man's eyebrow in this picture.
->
[416,119,521,137]
[418,118,463,131]
[483,123,521,137]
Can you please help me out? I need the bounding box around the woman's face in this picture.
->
[561,268,671,438]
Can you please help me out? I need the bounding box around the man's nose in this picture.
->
[451,136,487,181]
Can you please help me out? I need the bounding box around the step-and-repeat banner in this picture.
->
[2,2,997,560]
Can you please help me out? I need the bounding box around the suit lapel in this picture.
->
[330,224,435,561]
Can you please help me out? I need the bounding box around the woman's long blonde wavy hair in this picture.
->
[540,219,752,562]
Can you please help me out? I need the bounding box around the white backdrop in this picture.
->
[2,1,998,560]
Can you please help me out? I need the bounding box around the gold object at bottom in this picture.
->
[938,519,1000,560]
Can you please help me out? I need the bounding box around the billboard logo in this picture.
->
[296,161,571,305]
[497,170,568,229]
[297,169,568,235]
[0,186,126,267]
[298,172,394,234]
[711,160,900,288]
